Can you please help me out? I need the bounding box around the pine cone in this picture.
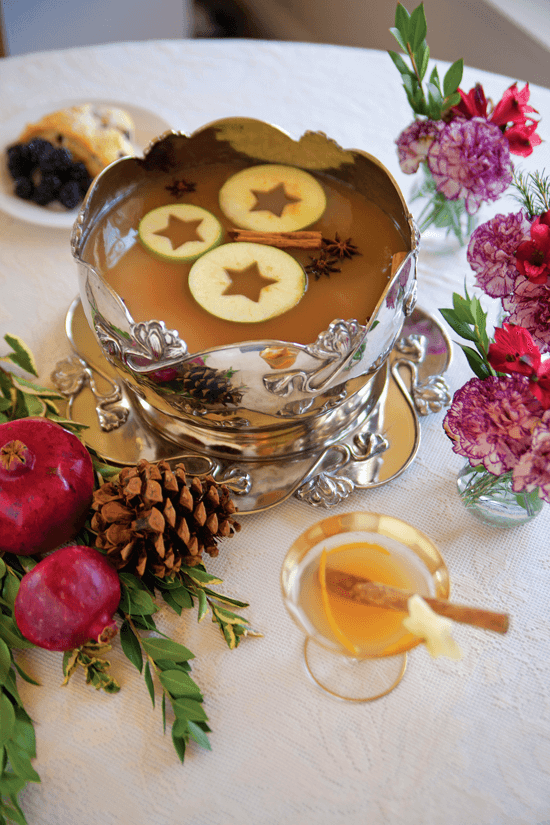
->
[90,458,241,577]
[180,364,243,407]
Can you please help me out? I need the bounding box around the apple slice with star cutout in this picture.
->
[219,164,327,232]
[138,203,223,262]
[188,242,306,323]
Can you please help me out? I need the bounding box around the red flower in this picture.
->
[453,84,488,119]
[488,323,542,376]
[452,82,542,158]
[515,216,550,283]
[491,82,538,127]
[503,120,543,157]
[530,364,550,409]
[488,322,550,409]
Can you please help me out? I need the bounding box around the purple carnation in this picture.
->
[467,211,531,298]
[513,411,550,502]
[427,117,513,214]
[443,374,542,475]
[502,276,550,354]
[395,119,443,174]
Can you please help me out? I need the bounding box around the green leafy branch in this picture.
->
[62,642,120,694]
[117,577,211,761]
[113,565,257,762]
[439,287,496,379]
[0,334,86,436]
[0,557,41,825]
[389,3,463,120]
[154,564,258,650]
[511,168,550,218]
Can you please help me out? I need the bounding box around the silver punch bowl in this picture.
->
[69,118,430,511]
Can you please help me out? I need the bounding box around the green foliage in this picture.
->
[0,334,87,435]
[62,643,120,693]
[0,559,40,825]
[389,3,463,120]
[115,565,257,763]
[511,169,550,218]
[0,334,258,812]
[439,287,496,379]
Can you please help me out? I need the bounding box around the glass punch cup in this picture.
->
[281,511,451,701]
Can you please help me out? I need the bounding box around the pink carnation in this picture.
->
[467,211,531,298]
[443,374,543,475]
[502,277,550,354]
[395,119,443,174]
[427,117,513,214]
[513,411,550,502]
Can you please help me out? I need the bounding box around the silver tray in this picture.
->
[53,298,451,514]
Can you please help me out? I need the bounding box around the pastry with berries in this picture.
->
[6,103,135,210]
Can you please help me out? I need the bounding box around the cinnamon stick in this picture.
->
[324,569,509,634]
[228,228,323,249]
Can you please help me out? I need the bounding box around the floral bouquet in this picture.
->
[440,172,550,526]
[389,3,542,243]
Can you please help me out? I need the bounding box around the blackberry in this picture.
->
[7,144,34,179]
[68,161,89,182]
[32,175,61,206]
[14,177,34,200]
[39,147,72,175]
[69,161,93,195]
[58,180,81,209]
[27,138,54,166]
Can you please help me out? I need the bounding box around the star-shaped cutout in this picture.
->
[402,594,462,659]
[249,182,301,218]
[154,214,204,250]
[223,261,278,303]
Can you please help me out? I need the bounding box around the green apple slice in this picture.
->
[138,203,223,262]
[219,164,326,232]
[188,242,306,323]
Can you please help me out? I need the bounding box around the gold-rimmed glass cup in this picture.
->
[281,511,450,701]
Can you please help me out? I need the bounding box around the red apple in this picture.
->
[0,417,94,555]
[14,544,120,651]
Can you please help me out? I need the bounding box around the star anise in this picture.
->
[165,178,197,198]
[305,249,341,280]
[322,233,360,259]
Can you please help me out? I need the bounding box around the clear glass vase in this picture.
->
[457,463,544,528]
[410,164,478,249]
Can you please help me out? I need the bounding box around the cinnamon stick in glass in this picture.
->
[324,569,510,634]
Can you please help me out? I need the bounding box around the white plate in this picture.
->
[0,99,175,229]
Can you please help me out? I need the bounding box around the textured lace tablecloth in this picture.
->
[1,39,549,825]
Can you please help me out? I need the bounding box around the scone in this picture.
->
[18,104,135,177]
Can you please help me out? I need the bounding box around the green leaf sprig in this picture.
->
[389,3,463,120]
[117,574,210,761]
[511,169,550,218]
[62,642,120,694]
[439,287,495,379]
[0,334,87,435]
[0,557,40,825]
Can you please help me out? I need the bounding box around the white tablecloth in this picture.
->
[1,39,550,825]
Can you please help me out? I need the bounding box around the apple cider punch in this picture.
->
[97,160,407,353]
